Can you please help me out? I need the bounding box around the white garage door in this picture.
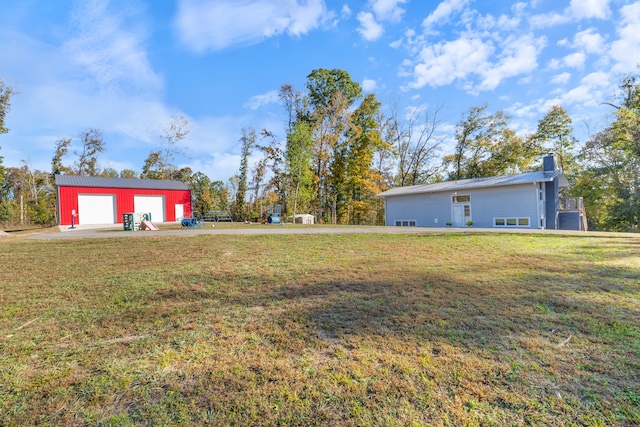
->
[78,194,116,225]
[134,195,165,222]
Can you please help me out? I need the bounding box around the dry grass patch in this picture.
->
[1,232,639,426]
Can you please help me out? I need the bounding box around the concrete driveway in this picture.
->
[22,222,588,240]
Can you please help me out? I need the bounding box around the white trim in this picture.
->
[451,202,472,227]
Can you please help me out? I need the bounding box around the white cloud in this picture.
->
[581,71,609,87]
[371,0,408,23]
[529,12,569,28]
[1,0,179,171]
[341,4,352,18]
[6,75,179,172]
[188,115,248,155]
[551,72,571,85]
[389,38,402,49]
[512,2,528,15]
[559,71,610,107]
[547,58,562,70]
[531,0,612,27]
[563,52,586,69]
[244,90,280,110]
[572,28,606,54]
[357,12,384,41]
[422,0,470,33]
[362,78,377,91]
[356,0,407,41]
[405,28,544,93]
[476,11,520,32]
[610,2,640,73]
[175,0,332,52]
[508,97,563,120]
[63,0,162,95]
[548,51,587,71]
[475,33,545,91]
[189,153,241,183]
[1,1,256,182]
[568,0,611,20]
[407,34,493,89]
[561,85,595,105]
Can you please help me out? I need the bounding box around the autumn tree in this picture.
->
[190,172,215,217]
[280,84,297,133]
[304,69,363,223]
[280,69,393,224]
[341,93,388,224]
[74,128,106,176]
[141,115,191,180]
[0,147,8,223]
[445,104,536,180]
[2,164,55,225]
[141,151,163,180]
[49,129,106,177]
[312,91,352,223]
[51,138,72,177]
[189,172,230,218]
[280,83,314,221]
[248,154,269,220]
[230,127,256,220]
[120,169,138,178]
[306,68,362,111]
[100,167,119,178]
[388,100,446,186]
[0,78,15,135]
[258,129,288,220]
[285,120,314,222]
[0,80,15,223]
[577,72,640,231]
[533,105,578,178]
[372,111,395,225]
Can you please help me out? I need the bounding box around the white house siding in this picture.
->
[385,183,540,228]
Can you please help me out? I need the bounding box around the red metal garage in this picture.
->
[55,175,192,226]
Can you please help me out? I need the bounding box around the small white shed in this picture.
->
[291,214,314,224]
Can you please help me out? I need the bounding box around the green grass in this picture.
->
[1,232,639,426]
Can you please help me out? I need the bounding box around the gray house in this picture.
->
[377,154,587,230]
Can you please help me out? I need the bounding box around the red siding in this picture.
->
[57,186,191,225]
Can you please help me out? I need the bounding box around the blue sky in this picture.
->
[1,0,639,182]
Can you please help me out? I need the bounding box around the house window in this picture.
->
[452,194,471,203]
[494,217,531,227]
[395,220,417,227]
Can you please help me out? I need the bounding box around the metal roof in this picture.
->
[54,174,190,190]
[377,170,569,198]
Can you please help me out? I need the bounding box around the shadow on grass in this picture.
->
[3,232,639,426]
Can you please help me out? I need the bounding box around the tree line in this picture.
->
[1,68,639,231]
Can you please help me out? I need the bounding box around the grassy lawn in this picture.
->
[1,231,639,426]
